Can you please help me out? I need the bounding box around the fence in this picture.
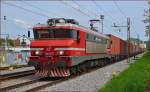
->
[0,48,30,67]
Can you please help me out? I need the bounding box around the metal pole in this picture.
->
[100,15,104,34]
[127,17,130,63]
[112,18,131,63]
[149,0,150,50]
[102,20,104,34]
[137,34,140,46]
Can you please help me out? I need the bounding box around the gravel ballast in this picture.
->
[0,66,34,75]
[39,54,144,92]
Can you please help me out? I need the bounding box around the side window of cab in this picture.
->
[77,31,80,43]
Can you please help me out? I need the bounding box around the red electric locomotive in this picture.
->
[28,18,110,77]
[28,18,144,77]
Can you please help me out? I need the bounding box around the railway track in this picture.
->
[1,70,93,92]
[25,56,139,92]
[15,60,123,92]
[0,55,140,92]
[0,76,62,92]
[0,70,35,81]
[24,62,115,92]
[0,75,41,91]
[0,60,112,92]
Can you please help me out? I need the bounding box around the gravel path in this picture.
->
[39,53,144,92]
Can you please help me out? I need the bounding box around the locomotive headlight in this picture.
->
[35,51,40,55]
[59,51,64,55]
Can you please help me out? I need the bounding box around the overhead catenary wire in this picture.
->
[62,1,114,35]
[68,1,112,27]
[92,1,125,37]
[62,0,92,18]
[73,0,112,24]
[113,0,139,38]
[130,20,138,36]
[72,0,98,18]
[113,0,140,39]
[3,2,49,18]
[3,1,127,38]
[20,0,65,18]
[73,0,122,35]
[130,21,139,37]
[71,1,124,37]
[113,0,127,18]
[92,1,115,22]
[92,1,122,24]
[20,0,112,34]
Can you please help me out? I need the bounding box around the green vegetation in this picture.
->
[130,38,143,44]
[0,39,14,46]
[9,64,27,69]
[0,64,27,70]
[99,52,150,92]
[0,39,5,46]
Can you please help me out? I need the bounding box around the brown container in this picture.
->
[129,43,132,55]
[120,39,127,56]
[107,34,122,56]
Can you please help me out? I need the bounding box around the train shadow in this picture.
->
[133,57,139,60]
[39,77,64,81]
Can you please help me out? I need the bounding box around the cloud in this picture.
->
[13,19,32,29]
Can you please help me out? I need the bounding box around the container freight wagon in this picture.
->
[120,39,127,58]
[107,34,127,60]
[129,43,134,56]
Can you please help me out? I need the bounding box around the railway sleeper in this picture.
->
[35,56,127,77]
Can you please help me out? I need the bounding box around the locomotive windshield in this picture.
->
[33,29,77,40]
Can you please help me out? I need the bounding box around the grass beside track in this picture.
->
[99,52,150,92]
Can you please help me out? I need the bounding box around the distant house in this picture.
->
[14,38,20,47]
[18,36,31,47]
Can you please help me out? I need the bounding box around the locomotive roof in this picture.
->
[33,23,109,39]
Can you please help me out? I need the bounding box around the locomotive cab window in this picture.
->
[33,29,77,40]
[77,31,80,43]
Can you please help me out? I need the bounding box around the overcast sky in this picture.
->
[1,0,148,41]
